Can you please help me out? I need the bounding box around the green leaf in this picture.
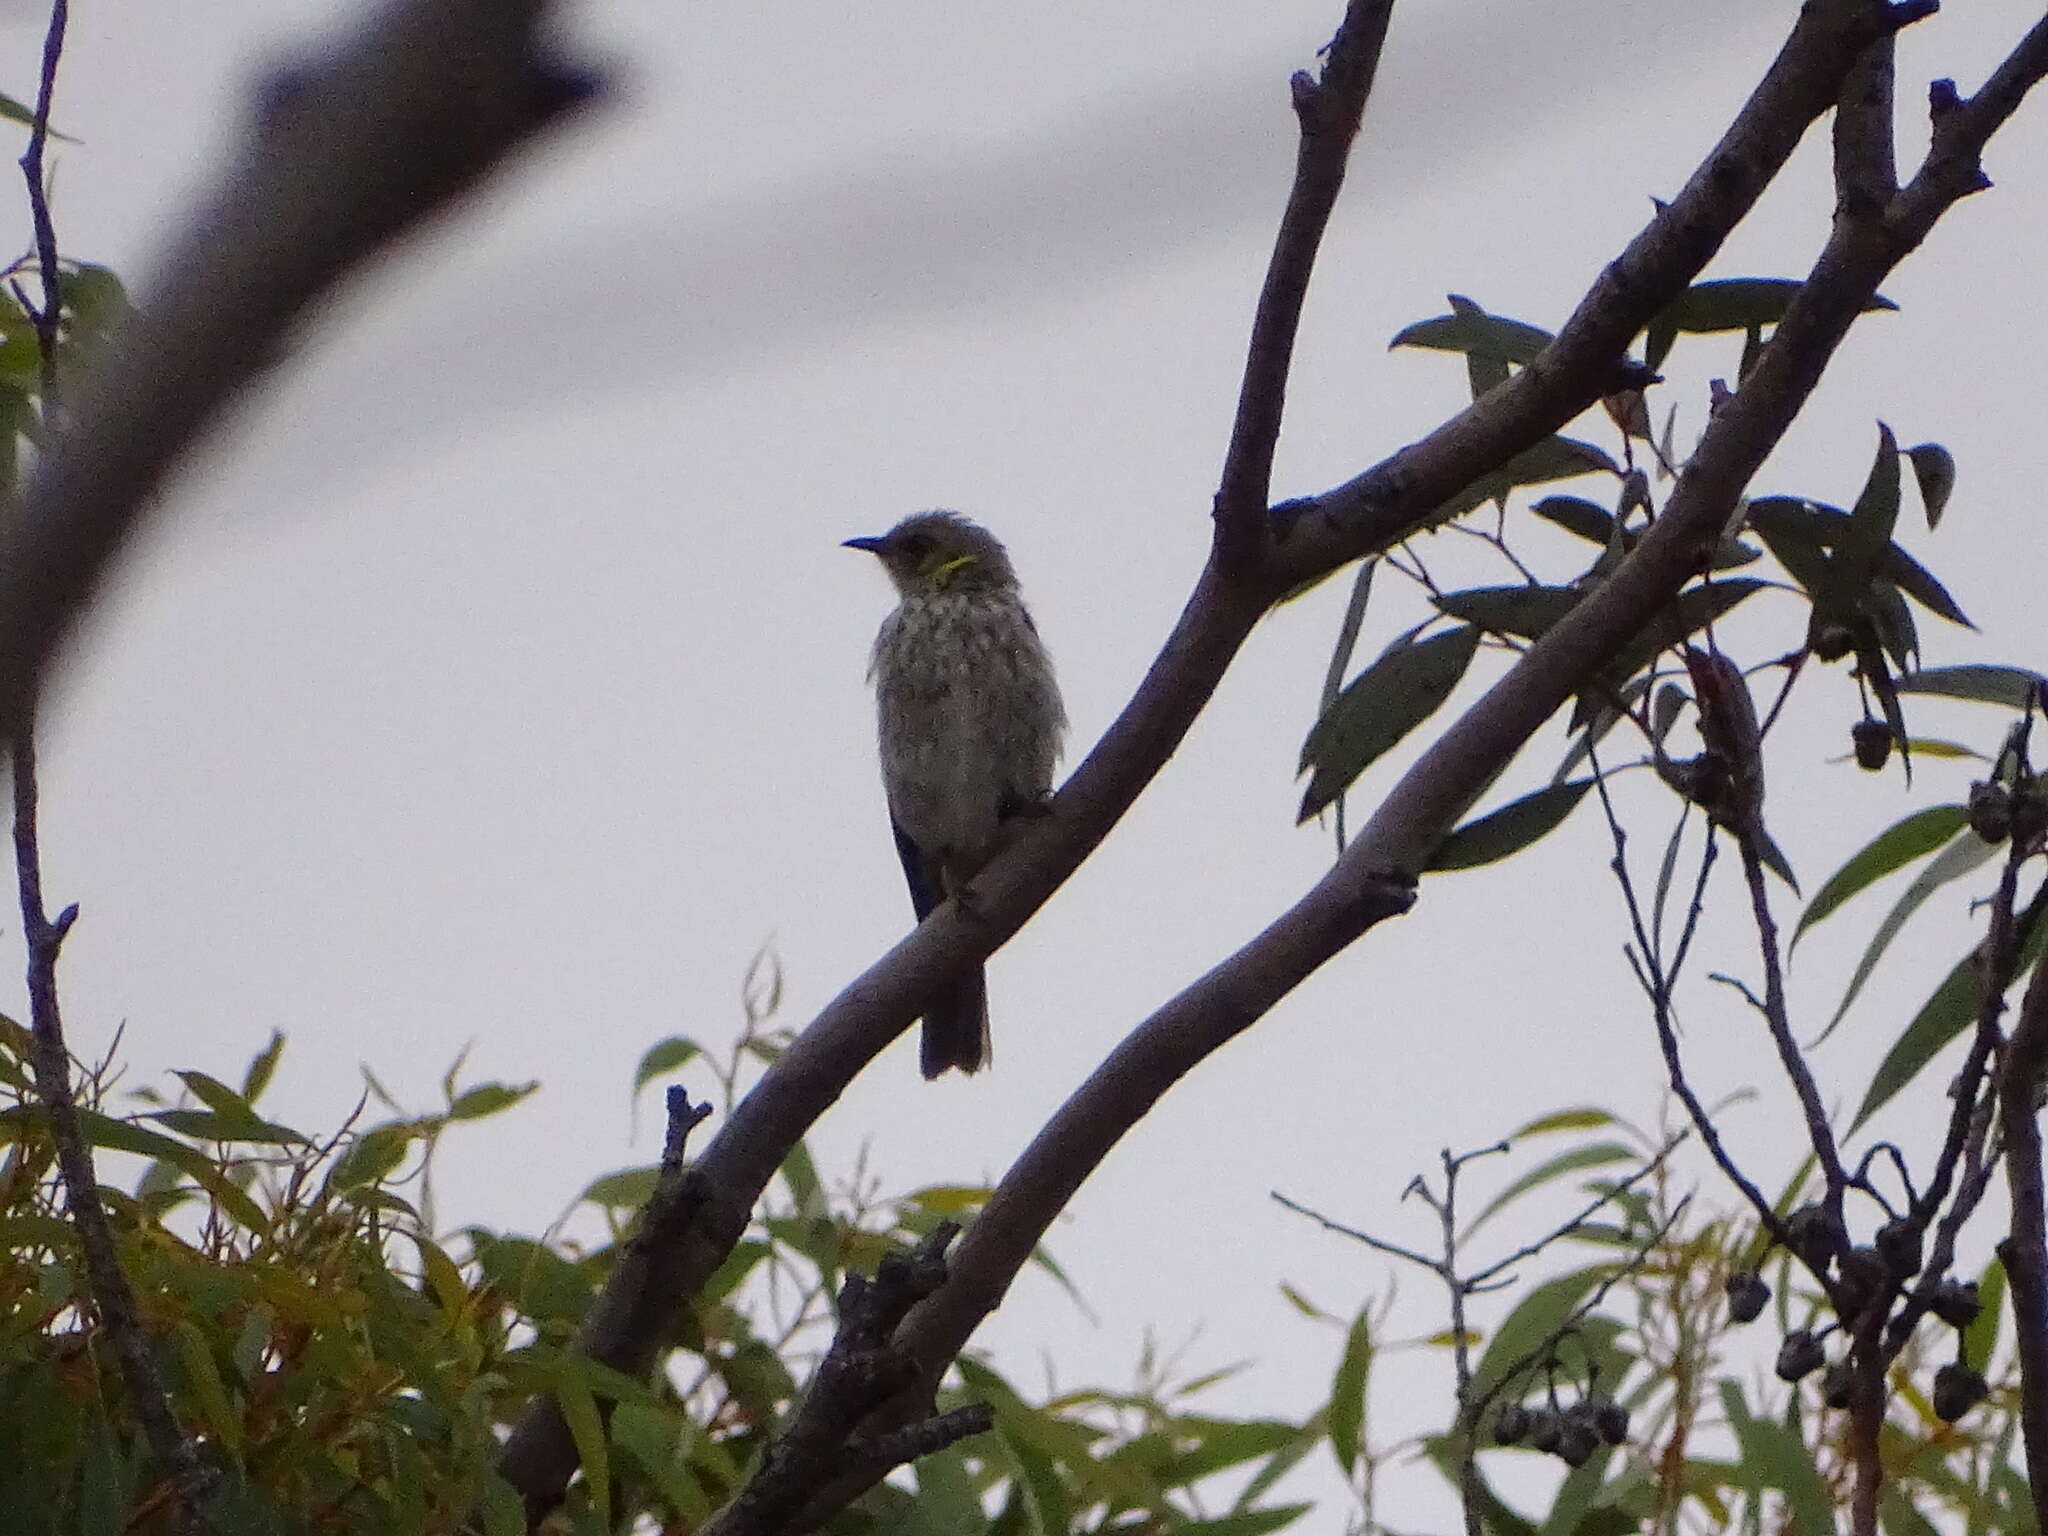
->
[1720,1379,1836,1536]
[632,1036,699,1101]
[475,1476,526,1536]
[1853,900,2048,1129]
[1880,1489,1942,1536]
[1790,805,1968,954]
[1299,625,1481,821]
[1905,443,1955,529]
[1965,1255,2006,1372]
[578,1164,659,1210]
[1319,560,1377,721]
[0,1106,270,1232]
[447,1080,538,1121]
[1427,779,1594,872]
[1823,829,1999,1036]
[1898,664,2045,708]
[1466,1142,1636,1237]
[1470,1270,1601,1402]
[554,1361,611,1528]
[239,1031,286,1104]
[1327,1308,1372,1475]
[1391,296,1553,365]
[1434,585,1581,640]
[1178,1509,1314,1536]
[1507,1106,1621,1138]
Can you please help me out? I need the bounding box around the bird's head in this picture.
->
[844,510,1020,598]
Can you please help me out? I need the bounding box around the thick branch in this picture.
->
[0,0,600,745]
[698,1226,989,1536]
[1213,0,1395,572]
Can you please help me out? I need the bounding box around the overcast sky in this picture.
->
[6,0,2046,1523]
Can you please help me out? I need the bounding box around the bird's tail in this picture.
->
[919,965,991,1078]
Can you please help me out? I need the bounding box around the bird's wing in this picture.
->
[891,817,944,922]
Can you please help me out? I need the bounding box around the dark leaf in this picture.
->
[1390,296,1554,366]
[1905,443,1956,529]
[1428,780,1595,872]
[1839,423,1902,597]
[1532,495,1614,545]
[1438,437,1620,523]
[1299,626,1481,821]
[1434,585,1580,640]
[1746,496,1971,627]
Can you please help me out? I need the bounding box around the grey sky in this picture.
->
[6,0,2045,1523]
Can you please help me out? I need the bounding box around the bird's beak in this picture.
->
[842,535,888,554]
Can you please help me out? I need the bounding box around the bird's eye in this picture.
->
[899,533,932,558]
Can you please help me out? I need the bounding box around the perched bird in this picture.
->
[845,511,1066,1077]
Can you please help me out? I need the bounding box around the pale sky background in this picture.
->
[4,0,2046,1525]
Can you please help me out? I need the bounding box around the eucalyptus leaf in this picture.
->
[1299,626,1481,821]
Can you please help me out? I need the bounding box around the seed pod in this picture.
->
[1494,1402,1532,1445]
[1875,1217,1923,1280]
[1822,1361,1855,1410]
[1785,1204,1847,1273]
[1810,622,1855,663]
[1834,1246,1890,1319]
[1969,781,2013,844]
[2012,783,2048,850]
[1777,1330,1826,1383]
[1932,1363,1988,1423]
[1930,1278,1981,1329]
[1726,1271,1771,1324]
[1555,1418,1600,1468]
[1852,719,1892,771]
[1590,1399,1630,1446]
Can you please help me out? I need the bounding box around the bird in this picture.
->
[845,511,1066,1077]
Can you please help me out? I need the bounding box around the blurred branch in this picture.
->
[1213,0,1395,572]
[0,0,601,747]
[12,2,214,1524]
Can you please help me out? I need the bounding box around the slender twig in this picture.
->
[1590,758,1788,1249]
[12,5,215,1522]
[1735,842,1847,1205]
[1212,0,1396,573]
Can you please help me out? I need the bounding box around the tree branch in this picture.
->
[1212,0,1395,573]
[497,1,1973,1510]
[0,0,601,745]
[12,5,215,1523]
[697,1225,990,1536]
[1997,953,2048,1530]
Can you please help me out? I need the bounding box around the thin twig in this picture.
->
[1736,841,1846,1206]
[12,4,215,1522]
